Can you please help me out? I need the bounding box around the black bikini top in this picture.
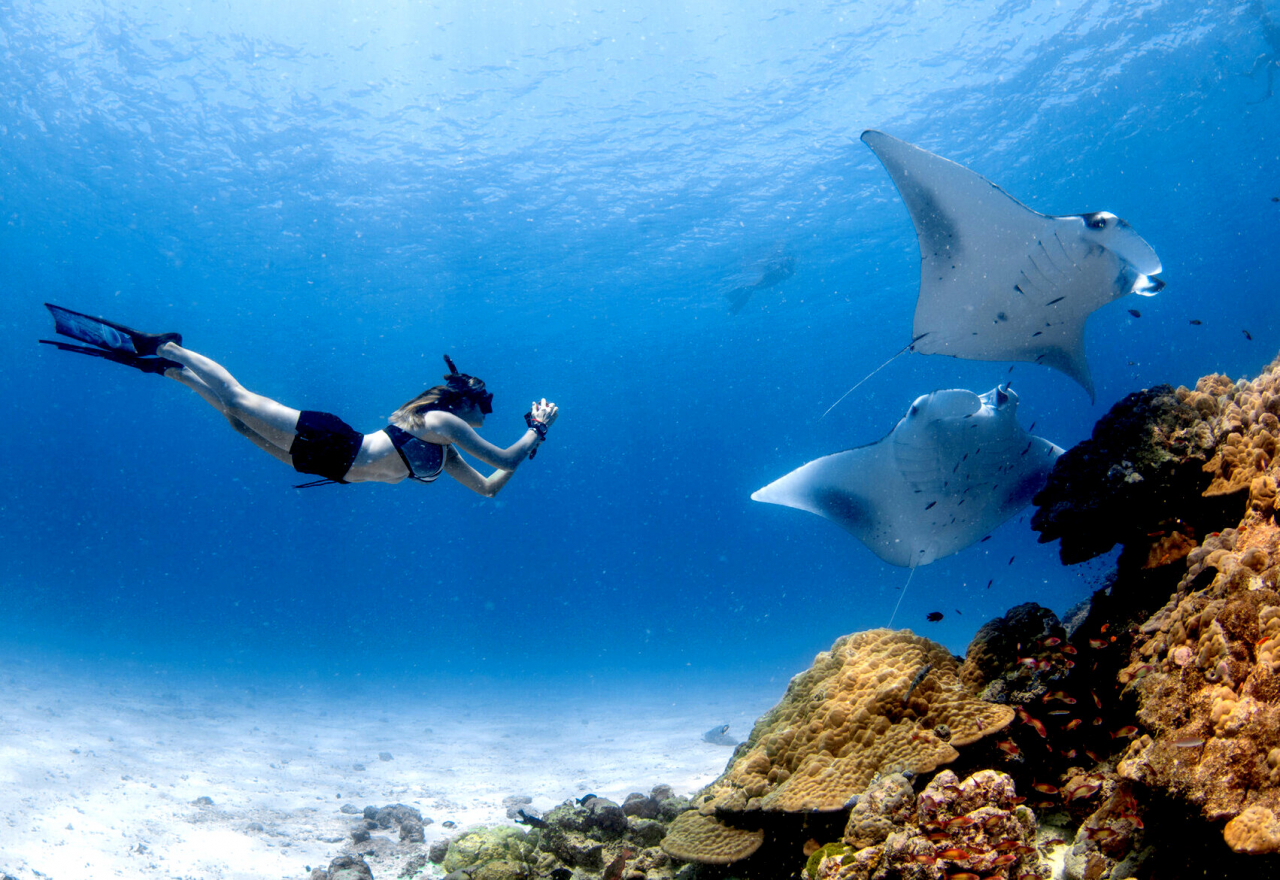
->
[383,425,446,483]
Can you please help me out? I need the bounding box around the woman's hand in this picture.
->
[530,398,558,429]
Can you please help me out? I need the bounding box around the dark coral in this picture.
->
[1031,384,1239,565]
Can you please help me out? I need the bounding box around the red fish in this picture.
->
[1091,691,1102,708]
[1088,638,1108,649]
[936,847,971,859]
[991,853,1018,866]
[1044,690,1076,704]
[1017,657,1040,669]
[1064,718,1083,732]
[945,815,976,829]
[1113,725,1140,738]
[997,739,1022,757]
[1065,781,1102,800]
[946,873,980,880]
[1043,637,1061,646]
[1024,715,1047,737]
[1062,645,1078,655]
[1032,783,1059,794]
[1061,748,1078,758]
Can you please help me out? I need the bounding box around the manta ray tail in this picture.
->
[819,333,928,421]
[888,565,917,628]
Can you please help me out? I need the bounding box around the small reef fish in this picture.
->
[926,611,945,621]
[996,739,1021,757]
[1044,690,1075,703]
[1113,726,1140,738]
[516,809,549,828]
[1031,783,1059,795]
[1062,645,1078,655]
[1088,638,1109,649]
[1172,736,1207,748]
[1022,715,1048,738]
[1065,780,1102,800]
[1042,637,1061,646]
[936,847,971,859]
[1064,719,1083,732]
[1190,319,1203,325]
[1244,329,1253,340]
[1128,308,1141,317]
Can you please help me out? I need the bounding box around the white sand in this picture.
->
[0,655,782,880]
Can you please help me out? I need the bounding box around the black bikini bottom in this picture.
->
[289,410,363,483]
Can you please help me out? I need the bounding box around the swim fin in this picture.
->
[44,303,182,356]
[39,339,182,375]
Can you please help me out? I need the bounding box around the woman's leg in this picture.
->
[157,342,301,452]
[165,365,293,465]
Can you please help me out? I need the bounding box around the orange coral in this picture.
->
[1117,355,1280,853]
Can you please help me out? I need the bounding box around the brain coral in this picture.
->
[1115,354,1280,853]
[662,629,1014,865]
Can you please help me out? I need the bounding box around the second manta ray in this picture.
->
[752,385,1062,568]
[862,130,1164,400]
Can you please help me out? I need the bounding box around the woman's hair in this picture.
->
[389,385,471,431]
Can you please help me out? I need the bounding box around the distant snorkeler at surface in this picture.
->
[1246,0,1280,103]
[40,303,558,494]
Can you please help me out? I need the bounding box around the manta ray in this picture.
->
[753,384,1062,568]
[862,130,1164,401]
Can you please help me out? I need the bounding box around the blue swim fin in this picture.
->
[44,303,182,356]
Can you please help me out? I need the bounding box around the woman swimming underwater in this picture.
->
[40,304,558,494]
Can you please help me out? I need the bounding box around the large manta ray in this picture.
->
[752,385,1062,568]
[863,130,1164,401]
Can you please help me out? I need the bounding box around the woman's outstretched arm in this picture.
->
[418,400,558,470]
[441,446,522,497]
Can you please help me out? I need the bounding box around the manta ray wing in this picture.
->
[752,385,1063,568]
[861,130,1163,401]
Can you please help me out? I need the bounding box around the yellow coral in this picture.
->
[1224,806,1280,854]
[661,812,763,864]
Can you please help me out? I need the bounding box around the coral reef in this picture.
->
[1030,384,1232,566]
[806,769,1041,880]
[661,629,1013,865]
[1107,360,1280,853]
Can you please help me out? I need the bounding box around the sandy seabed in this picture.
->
[0,653,780,880]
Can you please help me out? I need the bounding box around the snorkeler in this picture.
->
[39,303,557,494]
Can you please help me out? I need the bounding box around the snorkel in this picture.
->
[443,354,494,414]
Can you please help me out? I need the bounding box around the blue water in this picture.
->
[2,0,1278,687]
